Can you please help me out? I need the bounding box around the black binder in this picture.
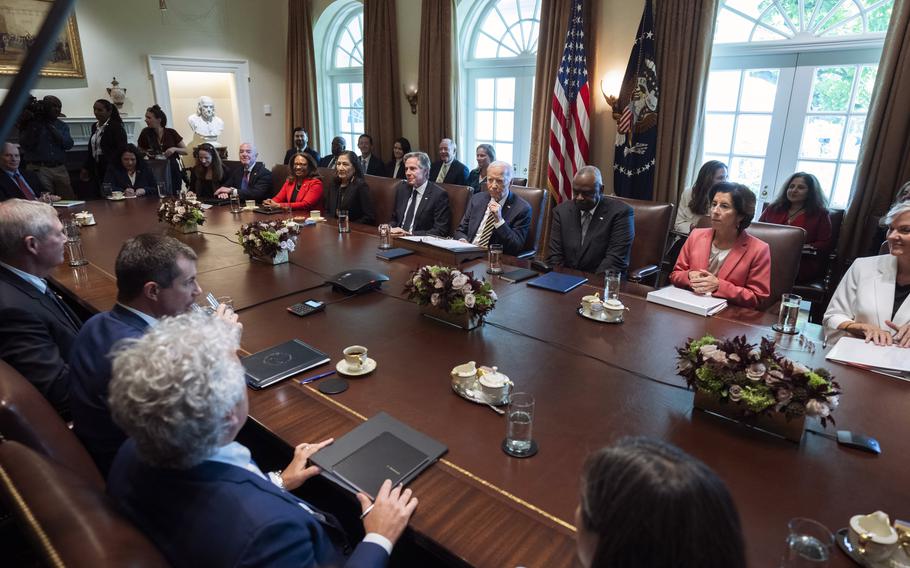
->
[375,247,415,261]
[241,339,330,389]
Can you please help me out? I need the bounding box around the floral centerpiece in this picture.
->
[676,335,840,441]
[236,220,300,265]
[157,193,205,233]
[403,265,496,330]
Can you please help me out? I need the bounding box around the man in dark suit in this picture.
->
[319,136,346,168]
[283,126,319,165]
[107,313,417,567]
[429,138,469,185]
[1,142,45,201]
[547,165,635,275]
[357,134,386,176]
[69,234,236,475]
[389,151,451,237]
[454,161,531,255]
[215,142,274,201]
[0,199,81,417]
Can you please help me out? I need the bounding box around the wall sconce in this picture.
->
[600,70,624,113]
[404,85,418,115]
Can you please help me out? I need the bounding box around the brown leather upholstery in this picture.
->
[510,185,549,257]
[0,360,103,488]
[438,183,473,236]
[362,173,399,226]
[793,208,844,323]
[512,177,528,187]
[608,195,674,284]
[0,441,169,568]
[745,221,806,311]
[272,163,290,196]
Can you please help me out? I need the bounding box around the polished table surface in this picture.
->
[52,199,910,568]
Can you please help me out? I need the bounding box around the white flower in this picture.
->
[430,293,441,306]
[452,274,469,288]
[489,290,497,301]
[412,275,422,286]
[464,293,476,308]
[176,206,186,215]
[826,395,839,410]
[805,399,830,417]
[461,283,473,294]
[434,278,445,289]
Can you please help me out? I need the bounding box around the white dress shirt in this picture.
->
[405,180,429,233]
[471,190,508,246]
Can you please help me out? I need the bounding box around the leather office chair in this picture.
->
[271,163,290,197]
[0,360,103,488]
[745,221,806,311]
[510,185,549,258]
[511,177,528,187]
[363,173,399,226]
[439,183,474,237]
[792,208,844,323]
[607,195,674,285]
[0,441,169,568]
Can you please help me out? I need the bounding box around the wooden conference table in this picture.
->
[52,199,908,568]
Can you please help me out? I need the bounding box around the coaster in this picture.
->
[501,439,538,458]
[771,323,799,335]
[318,377,349,395]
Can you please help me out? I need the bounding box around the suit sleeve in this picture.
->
[243,166,274,201]
[823,259,859,332]
[495,202,531,255]
[547,208,565,266]
[289,178,324,211]
[417,190,451,237]
[714,243,771,309]
[237,518,319,568]
[595,205,634,275]
[452,163,469,186]
[669,236,695,289]
[0,305,69,414]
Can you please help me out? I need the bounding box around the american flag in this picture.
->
[618,101,634,134]
[547,0,590,203]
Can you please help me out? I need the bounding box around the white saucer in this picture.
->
[336,357,377,376]
[106,196,126,201]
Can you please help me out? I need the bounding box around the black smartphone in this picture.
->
[836,430,881,454]
[287,299,325,317]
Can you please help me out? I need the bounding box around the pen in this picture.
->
[359,503,374,519]
[299,370,335,385]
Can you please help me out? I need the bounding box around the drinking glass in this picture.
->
[216,296,234,311]
[604,269,622,301]
[101,183,113,198]
[504,392,535,456]
[773,293,802,335]
[285,203,294,221]
[156,182,167,199]
[229,189,242,213]
[64,221,88,267]
[338,209,350,233]
[781,518,833,567]
[488,244,503,275]
[378,224,392,249]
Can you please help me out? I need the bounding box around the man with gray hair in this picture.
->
[429,138,469,185]
[0,198,80,416]
[454,160,532,255]
[215,142,274,201]
[389,151,451,237]
[107,313,418,567]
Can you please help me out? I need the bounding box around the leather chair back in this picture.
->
[512,177,528,187]
[608,195,674,281]
[0,360,103,488]
[0,441,169,568]
[439,183,474,237]
[511,185,548,257]
[362,173,400,226]
[271,163,290,196]
[746,221,806,310]
[828,208,845,246]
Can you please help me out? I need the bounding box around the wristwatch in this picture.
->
[268,470,285,489]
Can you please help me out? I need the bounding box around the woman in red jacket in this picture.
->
[263,152,322,213]
[759,172,832,283]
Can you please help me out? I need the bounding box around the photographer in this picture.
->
[18,95,75,200]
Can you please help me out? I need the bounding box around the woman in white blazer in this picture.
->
[824,201,910,346]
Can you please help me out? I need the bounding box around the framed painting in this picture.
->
[0,0,85,78]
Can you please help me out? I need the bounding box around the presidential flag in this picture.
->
[547,0,590,203]
[613,0,659,201]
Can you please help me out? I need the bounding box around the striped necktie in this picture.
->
[475,209,497,248]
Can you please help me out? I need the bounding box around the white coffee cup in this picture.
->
[343,345,368,371]
[111,190,124,199]
[310,210,322,219]
[848,511,899,562]
[478,366,512,403]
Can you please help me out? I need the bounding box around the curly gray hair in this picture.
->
[109,312,244,469]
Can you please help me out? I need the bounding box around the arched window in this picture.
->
[701,0,895,209]
[459,0,541,179]
[315,2,364,154]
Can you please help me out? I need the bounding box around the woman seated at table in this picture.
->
[673,160,727,234]
[137,104,188,194]
[576,438,745,568]
[326,150,375,224]
[824,201,910,347]
[759,172,832,283]
[669,182,771,309]
[466,144,495,194]
[263,152,323,213]
[385,137,411,180]
[188,143,226,199]
[103,145,157,197]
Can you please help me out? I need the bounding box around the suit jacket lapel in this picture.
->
[0,266,77,331]
[875,255,898,325]
[717,231,749,281]
[578,200,604,259]
[111,304,151,332]
[414,183,435,222]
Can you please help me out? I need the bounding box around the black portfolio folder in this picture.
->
[241,339,330,389]
[526,272,588,293]
[311,412,447,499]
[375,247,415,261]
[498,267,539,283]
[253,206,285,215]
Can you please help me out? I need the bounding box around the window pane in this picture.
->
[475,111,494,139]
[799,115,845,159]
[853,65,876,112]
[496,77,516,109]
[868,4,895,32]
[796,160,836,199]
[495,111,515,140]
[723,0,765,20]
[841,116,865,161]
[810,66,855,112]
[714,9,757,43]
[740,69,779,112]
[733,114,772,155]
[706,71,741,112]
[473,0,541,58]
[337,83,351,107]
[729,156,765,192]
[474,34,500,58]
[704,152,729,165]
[704,113,735,154]
[758,5,790,35]
[818,2,861,35]
[476,79,495,108]
[831,162,856,208]
[751,26,789,41]
[351,83,363,103]
[497,143,514,166]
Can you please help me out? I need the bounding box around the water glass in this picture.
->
[505,392,535,455]
[216,296,234,311]
[229,189,242,213]
[488,243,503,275]
[604,269,621,300]
[781,518,833,567]
[774,293,802,335]
[338,209,350,233]
[378,224,392,249]
[101,183,113,198]
[156,182,167,199]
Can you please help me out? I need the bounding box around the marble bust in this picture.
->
[187,96,225,144]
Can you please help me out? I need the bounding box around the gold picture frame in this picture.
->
[0,0,85,78]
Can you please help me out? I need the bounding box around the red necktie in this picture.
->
[14,173,36,200]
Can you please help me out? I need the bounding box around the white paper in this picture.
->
[646,286,728,317]
[399,236,485,252]
[826,336,910,376]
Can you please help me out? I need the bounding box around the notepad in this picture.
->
[241,339,330,389]
[526,272,588,293]
[826,337,910,381]
[376,247,415,261]
[52,200,86,208]
[646,286,728,317]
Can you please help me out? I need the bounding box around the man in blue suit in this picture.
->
[107,314,417,567]
[69,234,239,475]
[453,161,531,256]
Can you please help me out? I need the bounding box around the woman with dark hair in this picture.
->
[188,143,226,199]
[263,152,323,213]
[674,160,728,234]
[386,137,411,180]
[137,104,187,195]
[759,172,832,282]
[466,144,496,194]
[670,182,771,308]
[80,99,128,193]
[103,144,157,197]
[326,150,375,224]
[576,438,746,568]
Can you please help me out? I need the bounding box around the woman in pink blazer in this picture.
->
[670,182,771,309]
